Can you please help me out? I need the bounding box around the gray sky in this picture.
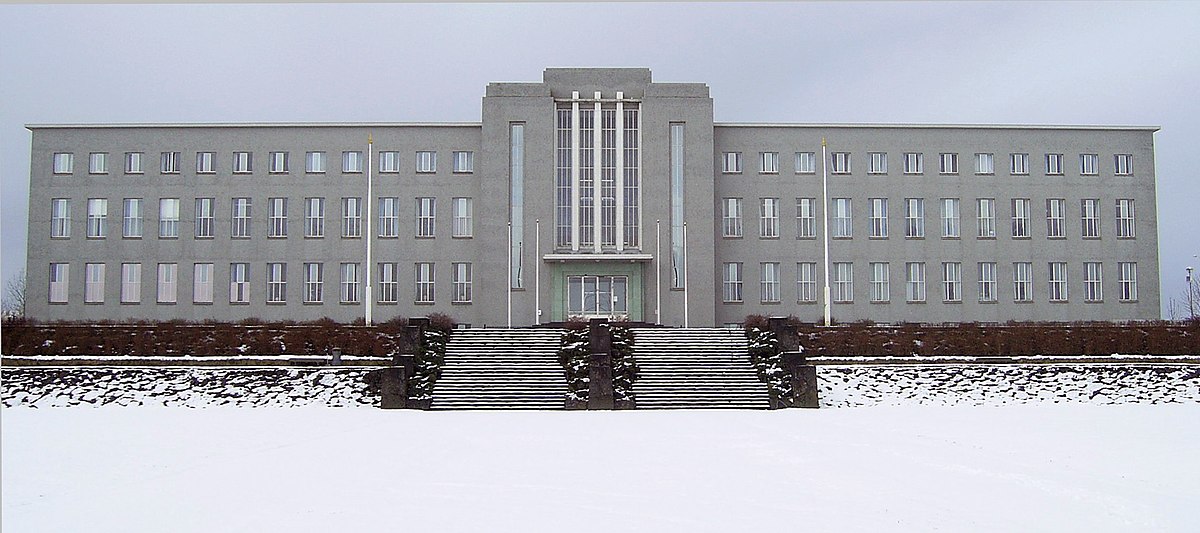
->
[2,2,1198,318]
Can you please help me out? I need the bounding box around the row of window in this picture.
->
[721,261,1138,305]
[722,151,1135,177]
[49,197,473,240]
[50,150,474,176]
[722,198,1136,240]
[48,261,472,306]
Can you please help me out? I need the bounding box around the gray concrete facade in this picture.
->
[24,68,1160,325]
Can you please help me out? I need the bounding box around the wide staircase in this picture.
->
[428,329,566,410]
[632,328,771,409]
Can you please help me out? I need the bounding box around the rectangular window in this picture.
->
[415,262,435,303]
[1046,198,1065,238]
[1010,153,1029,175]
[760,152,779,174]
[453,262,472,303]
[870,262,889,303]
[87,198,107,238]
[194,198,214,238]
[268,197,288,238]
[378,262,398,304]
[796,198,816,238]
[977,198,996,238]
[452,197,473,237]
[266,262,286,303]
[905,198,924,238]
[1114,154,1133,176]
[797,262,817,303]
[869,198,888,238]
[159,198,180,238]
[1116,199,1135,238]
[51,198,70,238]
[833,262,853,302]
[416,151,437,173]
[161,152,180,174]
[306,151,326,173]
[233,151,252,174]
[939,153,958,174]
[305,263,324,304]
[1048,262,1068,302]
[830,152,851,174]
[1013,262,1033,302]
[89,152,107,174]
[722,262,743,303]
[941,198,960,238]
[193,263,214,304]
[670,124,685,289]
[1045,153,1064,175]
[1080,153,1098,176]
[722,198,743,238]
[53,152,73,174]
[340,263,360,303]
[1084,262,1103,302]
[121,263,141,304]
[1081,199,1100,238]
[343,151,362,173]
[510,123,525,290]
[305,197,324,238]
[760,262,780,303]
[125,152,143,174]
[49,263,69,303]
[342,197,362,238]
[1011,198,1030,238]
[978,262,997,303]
[906,262,926,303]
[722,152,742,173]
[378,151,399,173]
[196,152,215,173]
[975,153,994,175]
[415,197,436,238]
[378,197,399,238]
[759,198,779,238]
[453,151,474,173]
[269,151,289,174]
[231,197,252,238]
[157,263,177,304]
[942,262,962,302]
[85,263,105,303]
[795,152,816,174]
[903,152,923,175]
[1119,262,1138,301]
[832,198,852,238]
[868,152,887,174]
[230,263,250,303]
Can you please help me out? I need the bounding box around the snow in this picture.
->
[3,406,1197,532]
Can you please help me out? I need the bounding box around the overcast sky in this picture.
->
[2,2,1197,318]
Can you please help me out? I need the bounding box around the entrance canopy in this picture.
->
[542,253,653,262]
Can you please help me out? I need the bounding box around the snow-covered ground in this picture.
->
[4,406,1197,532]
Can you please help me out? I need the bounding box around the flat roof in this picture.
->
[714,122,1160,131]
[25,122,483,130]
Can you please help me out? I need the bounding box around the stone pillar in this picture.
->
[379,366,409,409]
[781,351,819,409]
[587,317,615,410]
[769,316,800,353]
[403,317,429,364]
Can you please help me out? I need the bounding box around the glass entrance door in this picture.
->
[567,275,628,319]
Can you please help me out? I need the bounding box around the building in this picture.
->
[24,68,1160,326]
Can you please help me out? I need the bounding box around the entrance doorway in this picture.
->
[567,275,628,319]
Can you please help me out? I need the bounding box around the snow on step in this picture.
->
[632,328,770,410]
[429,329,566,410]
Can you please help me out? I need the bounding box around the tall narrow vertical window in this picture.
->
[759,198,779,238]
[905,198,924,238]
[1118,262,1137,301]
[977,198,996,238]
[760,152,779,174]
[452,262,472,303]
[870,262,889,303]
[760,262,780,303]
[869,198,888,238]
[340,263,360,303]
[598,107,618,248]
[1010,153,1029,175]
[231,197,251,238]
[378,151,399,173]
[51,198,70,238]
[378,197,399,238]
[1045,153,1064,175]
[1084,262,1103,302]
[975,153,994,175]
[1081,199,1100,238]
[230,263,250,303]
[416,151,437,173]
[49,263,69,303]
[795,152,816,174]
[306,151,326,173]
[1080,154,1098,176]
[1011,198,1030,238]
[157,263,177,304]
[833,262,853,302]
[941,198,960,238]
[453,151,474,173]
[868,152,887,174]
[903,152,923,174]
[830,152,851,174]
[1046,198,1065,238]
[342,151,362,173]
[452,197,473,237]
[305,197,324,238]
[797,262,817,302]
[195,198,214,238]
[268,197,288,238]
[266,262,286,303]
[906,262,926,302]
[123,198,143,238]
[832,198,852,238]
[269,151,289,174]
[978,262,997,303]
[193,263,214,304]
[415,262,435,303]
[796,198,816,238]
[342,197,362,238]
[378,262,397,303]
[53,153,73,174]
[939,153,958,174]
[196,152,215,173]
[89,152,108,174]
[87,198,107,238]
[1114,154,1133,176]
[556,109,574,248]
[415,197,436,238]
[1013,262,1033,302]
[125,152,144,174]
[1048,262,1068,302]
[1116,199,1135,238]
[722,198,743,237]
[233,151,252,174]
[722,262,743,303]
[722,152,742,173]
[159,198,180,238]
[510,123,524,289]
[161,152,180,174]
[942,262,962,302]
[121,263,141,304]
[670,123,685,288]
[85,263,105,303]
[304,263,323,303]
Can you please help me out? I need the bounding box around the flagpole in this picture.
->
[682,221,689,328]
[507,221,513,329]
[534,218,541,325]
[365,134,374,326]
[821,137,831,327]
[655,219,661,325]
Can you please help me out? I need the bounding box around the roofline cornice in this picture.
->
[25,122,483,130]
[714,122,1160,132]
